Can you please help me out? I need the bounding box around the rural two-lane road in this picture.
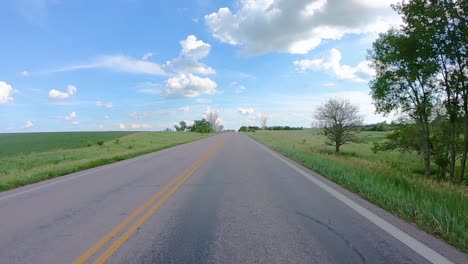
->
[0,133,466,264]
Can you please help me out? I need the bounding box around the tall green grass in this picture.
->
[248,130,468,253]
[0,132,209,191]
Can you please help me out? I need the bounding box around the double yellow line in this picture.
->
[74,139,226,264]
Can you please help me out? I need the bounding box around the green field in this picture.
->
[0,132,209,192]
[0,132,135,158]
[248,130,468,252]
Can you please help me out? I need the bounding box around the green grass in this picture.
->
[0,132,209,192]
[248,130,468,253]
[0,132,135,158]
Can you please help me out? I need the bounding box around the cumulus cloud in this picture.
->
[20,70,29,77]
[205,0,400,54]
[64,111,77,121]
[24,120,34,128]
[162,57,215,75]
[293,48,374,82]
[96,101,113,108]
[238,107,255,115]
[0,81,14,104]
[180,35,211,59]
[164,73,218,98]
[48,85,77,100]
[119,123,126,129]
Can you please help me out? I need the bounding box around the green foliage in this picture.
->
[174,121,189,132]
[0,132,209,191]
[248,130,468,252]
[97,140,105,146]
[189,119,213,133]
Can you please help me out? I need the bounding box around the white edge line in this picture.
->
[256,141,454,264]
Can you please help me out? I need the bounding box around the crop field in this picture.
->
[0,132,135,158]
[0,132,209,192]
[248,129,468,252]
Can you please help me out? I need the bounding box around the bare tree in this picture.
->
[206,109,222,132]
[314,98,363,153]
[258,113,269,130]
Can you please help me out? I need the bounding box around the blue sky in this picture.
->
[0,0,401,132]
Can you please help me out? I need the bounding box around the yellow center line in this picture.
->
[73,138,226,264]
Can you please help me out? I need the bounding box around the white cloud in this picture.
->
[323,81,335,87]
[98,124,104,129]
[24,120,33,128]
[162,57,215,75]
[48,85,77,100]
[104,115,110,120]
[54,55,166,75]
[119,123,126,129]
[294,49,374,82]
[64,111,77,121]
[205,0,400,54]
[0,81,14,104]
[196,98,212,104]
[238,107,256,115]
[20,70,29,77]
[131,123,152,129]
[96,101,113,108]
[230,82,247,94]
[180,35,211,59]
[164,73,218,98]
[142,52,153,60]
[179,106,191,112]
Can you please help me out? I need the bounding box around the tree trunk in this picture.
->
[421,121,432,177]
[449,121,457,181]
[335,144,340,153]
[461,109,467,183]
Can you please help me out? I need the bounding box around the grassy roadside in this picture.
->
[247,130,468,253]
[0,132,210,192]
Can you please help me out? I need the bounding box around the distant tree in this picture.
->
[206,109,223,132]
[258,113,269,130]
[314,98,363,153]
[189,119,213,133]
[174,121,188,132]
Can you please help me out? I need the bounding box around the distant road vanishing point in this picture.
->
[0,133,466,264]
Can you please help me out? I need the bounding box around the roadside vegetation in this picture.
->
[248,130,468,252]
[0,132,209,192]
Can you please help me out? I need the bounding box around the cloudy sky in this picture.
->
[0,0,401,132]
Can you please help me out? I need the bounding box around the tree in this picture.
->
[368,28,438,177]
[205,109,222,132]
[314,98,363,153]
[189,119,213,133]
[258,113,269,130]
[174,121,188,132]
[393,0,467,181]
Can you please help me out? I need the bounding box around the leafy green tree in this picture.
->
[189,119,213,133]
[174,121,188,132]
[369,27,438,177]
[394,0,467,181]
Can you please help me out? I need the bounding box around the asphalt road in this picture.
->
[0,133,466,264]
